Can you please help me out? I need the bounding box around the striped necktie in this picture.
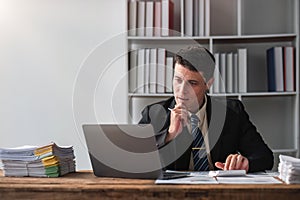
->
[190,114,209,171]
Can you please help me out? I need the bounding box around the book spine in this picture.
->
[166,57,174,93]
[154,1,162,36]
[145,1,154,37]
[128,0,137,36]
[137,1,145,36]
[238,48,247,93]
[149,48,157,93]
[157,48,166,93]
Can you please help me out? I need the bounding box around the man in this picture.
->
[139,46,273,172]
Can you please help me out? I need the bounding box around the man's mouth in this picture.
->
[177,97,189,101]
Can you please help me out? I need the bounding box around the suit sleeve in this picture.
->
[138,104,170,148]
[234,100,274,172]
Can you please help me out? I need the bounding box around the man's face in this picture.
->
[173,63,208,113]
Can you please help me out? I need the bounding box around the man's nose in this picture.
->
[178,81,189,94]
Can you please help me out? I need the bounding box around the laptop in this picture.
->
[82,124,189,179]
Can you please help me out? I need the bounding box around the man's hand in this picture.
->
[215,154,249,172]
[166,103,189,143]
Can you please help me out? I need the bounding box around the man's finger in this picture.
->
[215,162,224,170]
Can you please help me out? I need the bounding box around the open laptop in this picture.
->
[82,124,189,179]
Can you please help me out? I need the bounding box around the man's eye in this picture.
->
[175,78,182,83]
[189,81,198,86]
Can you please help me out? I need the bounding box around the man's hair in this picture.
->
[174,46,215,80]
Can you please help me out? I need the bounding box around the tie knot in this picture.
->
[190,114,199,128]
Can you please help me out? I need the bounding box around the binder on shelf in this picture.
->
[283,46,295,92]
[219,53,226,93]
[145,1,154,37]
[226,53,233,93]
[137,1,146,36]
[233,53,238,93]
[149,48,158,93]
[184,0,193,36]
[128,0,137,36]
[238,48,247,93]
[157,48,166,93]
[154,1,162,36]
[193,0,199,36]
[144,48,150,93]
[199,0,205,36]
[166,56,174,93]
[161,0,174,36]
[129,50,138,93]
[204,0,210,36]
[137,48,145,93]
[266,47,284,92]
[212,53,220,93]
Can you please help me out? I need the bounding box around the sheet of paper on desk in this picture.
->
[208,170,246,177]
[155,176,218,184]
[216,176,282,184]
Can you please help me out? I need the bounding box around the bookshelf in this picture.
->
[127,0,299,169]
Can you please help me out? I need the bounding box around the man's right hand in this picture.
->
[165,103,189,143]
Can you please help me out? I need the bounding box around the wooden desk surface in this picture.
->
[1,170,300,200]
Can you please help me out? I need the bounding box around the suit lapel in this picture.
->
[206,96,227,165]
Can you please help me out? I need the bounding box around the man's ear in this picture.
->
[206,77,214,89]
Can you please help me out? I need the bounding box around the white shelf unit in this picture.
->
[127,0,299,168]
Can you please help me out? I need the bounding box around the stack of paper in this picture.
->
[278,155,300,184]
[0,142,75,177]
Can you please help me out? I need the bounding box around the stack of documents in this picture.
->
[278,154,300,184]
[0,142,75,177]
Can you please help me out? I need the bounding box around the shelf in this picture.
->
[128,93,173,98]
[127,33,297,41]
[272,149,298,153]
[129,92,297,98]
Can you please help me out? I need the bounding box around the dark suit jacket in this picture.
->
[139,96,274,173]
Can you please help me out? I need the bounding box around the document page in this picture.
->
[216,176,282,184]
[155,176,218,184]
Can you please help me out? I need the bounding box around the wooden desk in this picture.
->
[0,170,300,200]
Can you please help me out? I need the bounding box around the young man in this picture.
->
[139,46,273,172]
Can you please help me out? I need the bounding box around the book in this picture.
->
[204,0,210,36]
[154,1,162,36]
[226,52,233,93]
[283,46,295,92]
[145,1,154,37]
[233,53,238,93]
[199,0,205,36]
[128,0,137,36]
[213,53,220,93]
[149,48,157,93]
[266,47,276,92]
[238,48,247,93]
[129,50,138,93]
[184,0,193,36]
[219,53,226,93]
[165,56,174,93]
[193,0,199,36]
[137,48,145,93]
[137,1,145,36]
[267,47,284,92]
[162,0,174,36]
[157,48,166,93]
[144,48,150,93]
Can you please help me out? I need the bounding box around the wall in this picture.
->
[0,0,127,170]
